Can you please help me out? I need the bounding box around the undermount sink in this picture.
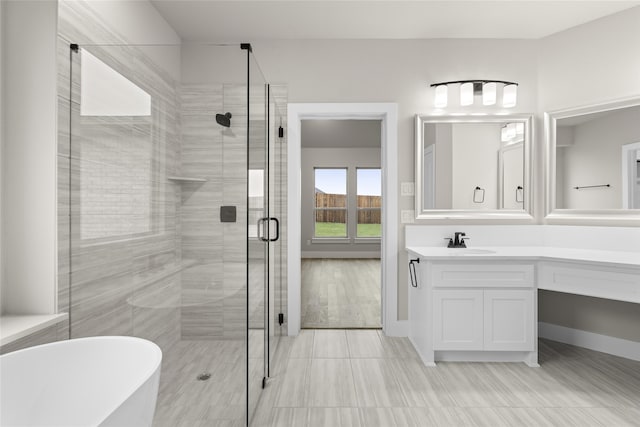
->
[445,248,496,255]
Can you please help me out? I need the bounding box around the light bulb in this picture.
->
[434,85,447,108]
[482,82,496,105]
[460,82,473,106]
[503,84,518,108]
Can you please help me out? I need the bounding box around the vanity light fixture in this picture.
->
[460,82,474,106]
[434,84,448,108]
[482,82,497,106]
[430,80,518,108]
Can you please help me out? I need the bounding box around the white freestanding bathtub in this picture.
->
[0,336,162,427]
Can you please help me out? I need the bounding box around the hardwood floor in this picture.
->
[253,330,640,426]
[301,259,381,329]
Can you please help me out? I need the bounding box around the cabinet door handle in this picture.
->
[409,258,420,288]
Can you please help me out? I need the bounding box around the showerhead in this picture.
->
[216,112,232,128]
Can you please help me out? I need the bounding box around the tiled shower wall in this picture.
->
[56,2,289,347]
[57,2,182,352]
[179,84,248,340]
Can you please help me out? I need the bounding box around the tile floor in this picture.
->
[252,329,640,427]
[301,259,381,328]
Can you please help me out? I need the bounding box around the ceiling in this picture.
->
[302,120,381,148]
[150,1,640,42]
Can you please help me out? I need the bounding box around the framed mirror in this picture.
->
[415,114,533,219]
[545,97,640,223]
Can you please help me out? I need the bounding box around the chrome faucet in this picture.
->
[445,232,468,248]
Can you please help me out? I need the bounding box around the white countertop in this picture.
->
[0,314,68,347]
[406,246,640,268]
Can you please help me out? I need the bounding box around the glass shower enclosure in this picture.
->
[60,41,283,425]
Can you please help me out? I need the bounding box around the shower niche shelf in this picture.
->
[168,176,207,183]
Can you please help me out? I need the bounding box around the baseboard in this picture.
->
[538,322,640,362]
[408,335,435,367]
[302,251,381,259]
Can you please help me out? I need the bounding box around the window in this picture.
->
[356,168,382,238]
[248,169,265,238]
[314,168,347,237]
[77,49,160,241]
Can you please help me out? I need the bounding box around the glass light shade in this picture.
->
[501,126,508,142]
[460,82,474,106]
[482,82,497,105]
[434,85,448,108]
[503,84,518,108]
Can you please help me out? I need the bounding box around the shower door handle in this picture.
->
[257,217,280,242]
[257,218,269,242]
[268,218,280,242]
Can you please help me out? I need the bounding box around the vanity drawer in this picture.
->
[430,263,535,288]
[538,261,640,304]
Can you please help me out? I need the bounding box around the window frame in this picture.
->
[313,167,349,239]
[355,167,382,240]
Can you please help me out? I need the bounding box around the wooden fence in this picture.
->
[315,193,381,224]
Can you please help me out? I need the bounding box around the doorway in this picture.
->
[286,103,400,337]
[300,120,382,328]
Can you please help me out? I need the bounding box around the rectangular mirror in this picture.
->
[545,97,640,223]
[415,114,533,219]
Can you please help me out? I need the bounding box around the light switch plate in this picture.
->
[401,210,415,224]
[401,182,415,196]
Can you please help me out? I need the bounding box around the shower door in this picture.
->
[247,48,279,424]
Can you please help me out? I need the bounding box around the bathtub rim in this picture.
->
[0,335,162,426]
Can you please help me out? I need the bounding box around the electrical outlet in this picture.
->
[401,182,415,196]
[306,240,311,246]
[401,210,415,224]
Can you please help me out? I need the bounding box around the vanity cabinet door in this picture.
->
[483,290,534,351]
[433,290,483,350]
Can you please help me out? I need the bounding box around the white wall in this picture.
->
[0,0,4,313]
[537,6,640,343]
[425,123,453,209]
[557,107,640,209]
[59,0,181,81]
[538,6,640,111]
[1,0,59,314]
[249,38,538,319]
[0,0,182,316]
[451,123,501,210]
[301,147,381,257]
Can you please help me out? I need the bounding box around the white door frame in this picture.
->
[622,141,640,209]
[287,103,401,336]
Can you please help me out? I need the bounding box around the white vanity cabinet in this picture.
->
[408,257,538,367]
[432,289,483,350]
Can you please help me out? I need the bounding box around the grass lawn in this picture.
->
[314,222,381,238]
[357,223,381,237]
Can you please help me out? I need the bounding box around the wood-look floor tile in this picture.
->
[307,408,361,427]
[274,358,311,408]
[346,329,385,358]
[351,359,407,407]
[308,359,358,407]
[265,408,308,427]
[408,407,466,426]
[388,358,454,407]
[377,330,419,359]
[301,259,381,328]
[358,408,398,427]
[536,407,606,426]
[312,329,349,358]
[289,329,314,358]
